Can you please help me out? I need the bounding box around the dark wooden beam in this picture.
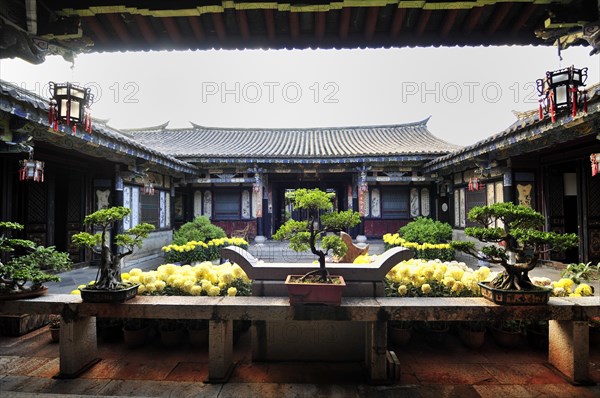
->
[161,17,182,43]
[105,13,132,43]
[263,9,276,41]
[290,12,300,40]
[315,11,326,40]
[364,7,379,41]
[440,9,459,38]
[187,16,205,41]
[237,9,251,41]
[82,16,109,44]
[390,7,407,38]
[415,9,431,36]
[133,15,156,43]
[510,3,536,35]
[211,12,227,42]
[464,6,485,34]
[486,3,512,35]
[339,7,351,39]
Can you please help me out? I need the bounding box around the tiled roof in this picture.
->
[424,82,600,173]
[0,80,196,174]
[124,119,461,163]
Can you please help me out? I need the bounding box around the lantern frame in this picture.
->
[49,82,94,132]
[19,156,44,182]
[536,66,588,120]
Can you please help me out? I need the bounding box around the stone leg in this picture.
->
[208,320,234,383]
[365,321,389,384]
[57,316,99,378]
[549,320,590,384]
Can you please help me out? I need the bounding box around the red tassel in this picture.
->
[53,120,58,131]
[538,100,544,120]
[48,103,53,125]
[72,125,77,134]
[549,94,556,123]
[571,87,577,117]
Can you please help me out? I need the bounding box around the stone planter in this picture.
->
[284,275,346,305]
[478,282,552,305]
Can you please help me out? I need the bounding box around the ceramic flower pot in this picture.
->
[388,324,412,346]
[49,326,60,343]
[284,274,346,306]
[459,327,486,349]
[123,325,149,348]
[491,327,521,348]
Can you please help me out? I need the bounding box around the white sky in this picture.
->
[0,46,598,146]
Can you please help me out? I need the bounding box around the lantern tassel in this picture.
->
[538,99,544,120]
[571,87,577,117]
[549,91,556,123]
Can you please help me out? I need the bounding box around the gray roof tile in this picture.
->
[125,119,461,161]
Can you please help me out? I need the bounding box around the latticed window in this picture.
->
[214,190,240,220]
[381,188,409,218]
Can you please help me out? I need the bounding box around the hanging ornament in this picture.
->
[592,154,599,177]
[19,152,44,182]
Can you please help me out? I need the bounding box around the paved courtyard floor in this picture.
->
[1,318,599,397]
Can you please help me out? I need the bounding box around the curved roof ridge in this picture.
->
[122,122,170,132]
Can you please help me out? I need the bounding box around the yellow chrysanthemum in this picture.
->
[574,284,593,296]
[227,287,237,296]
[421,284,431,295]
[129,268,142,276]
[398,285,408,296]
[71,289,80,295]
[208,286,221,296]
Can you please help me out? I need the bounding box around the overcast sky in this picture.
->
[1,45,598,146]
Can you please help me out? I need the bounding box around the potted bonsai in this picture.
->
[273,188,361,305]
[48,314,61,343]
[72,206,154,302]
[451,203,578,305]
[0,221,71,299]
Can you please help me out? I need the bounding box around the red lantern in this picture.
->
[48,82,94,134]
[19,156,44,182]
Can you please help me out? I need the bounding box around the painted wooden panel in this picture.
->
[420,188,430,217]
[410,188,419,217]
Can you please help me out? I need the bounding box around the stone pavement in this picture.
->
[0,317,599,398]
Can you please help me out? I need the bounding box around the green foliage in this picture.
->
[561,262,600,284]
[72,206,155,290]
[0,221,71,293]
[453,203,578,291]
[399,217,453,244]
[172,216,226,245]
[273,188,361,281]
[162,238,249,264]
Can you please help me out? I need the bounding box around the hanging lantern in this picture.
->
[48,82,94,134]
[142,180,155,195]
[536,66,588,121]
[468,177,483,191]
[19,153,44,182]
[592,154,599,177]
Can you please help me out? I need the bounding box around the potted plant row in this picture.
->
[273,188,361,305]
[71,206,154,303]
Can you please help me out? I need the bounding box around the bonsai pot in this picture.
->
[80,284,139,303]
[0,286,48,301]
[284,274,346,306]
[478,282,552,305]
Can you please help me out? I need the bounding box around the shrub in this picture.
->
[383,233,455,261]
[162,237,248,264]
[398,217,452,244]
[172,216,226,245]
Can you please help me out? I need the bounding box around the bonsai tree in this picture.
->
[273,188,361,282]
[72,206,154,290]
[451,202,578,291]
[0,221,71,294]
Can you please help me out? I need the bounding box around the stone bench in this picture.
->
[0,295,598,385]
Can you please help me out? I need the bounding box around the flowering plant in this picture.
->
[384,259,490,297]
[383,233,454,261]
[162,237,248,264]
